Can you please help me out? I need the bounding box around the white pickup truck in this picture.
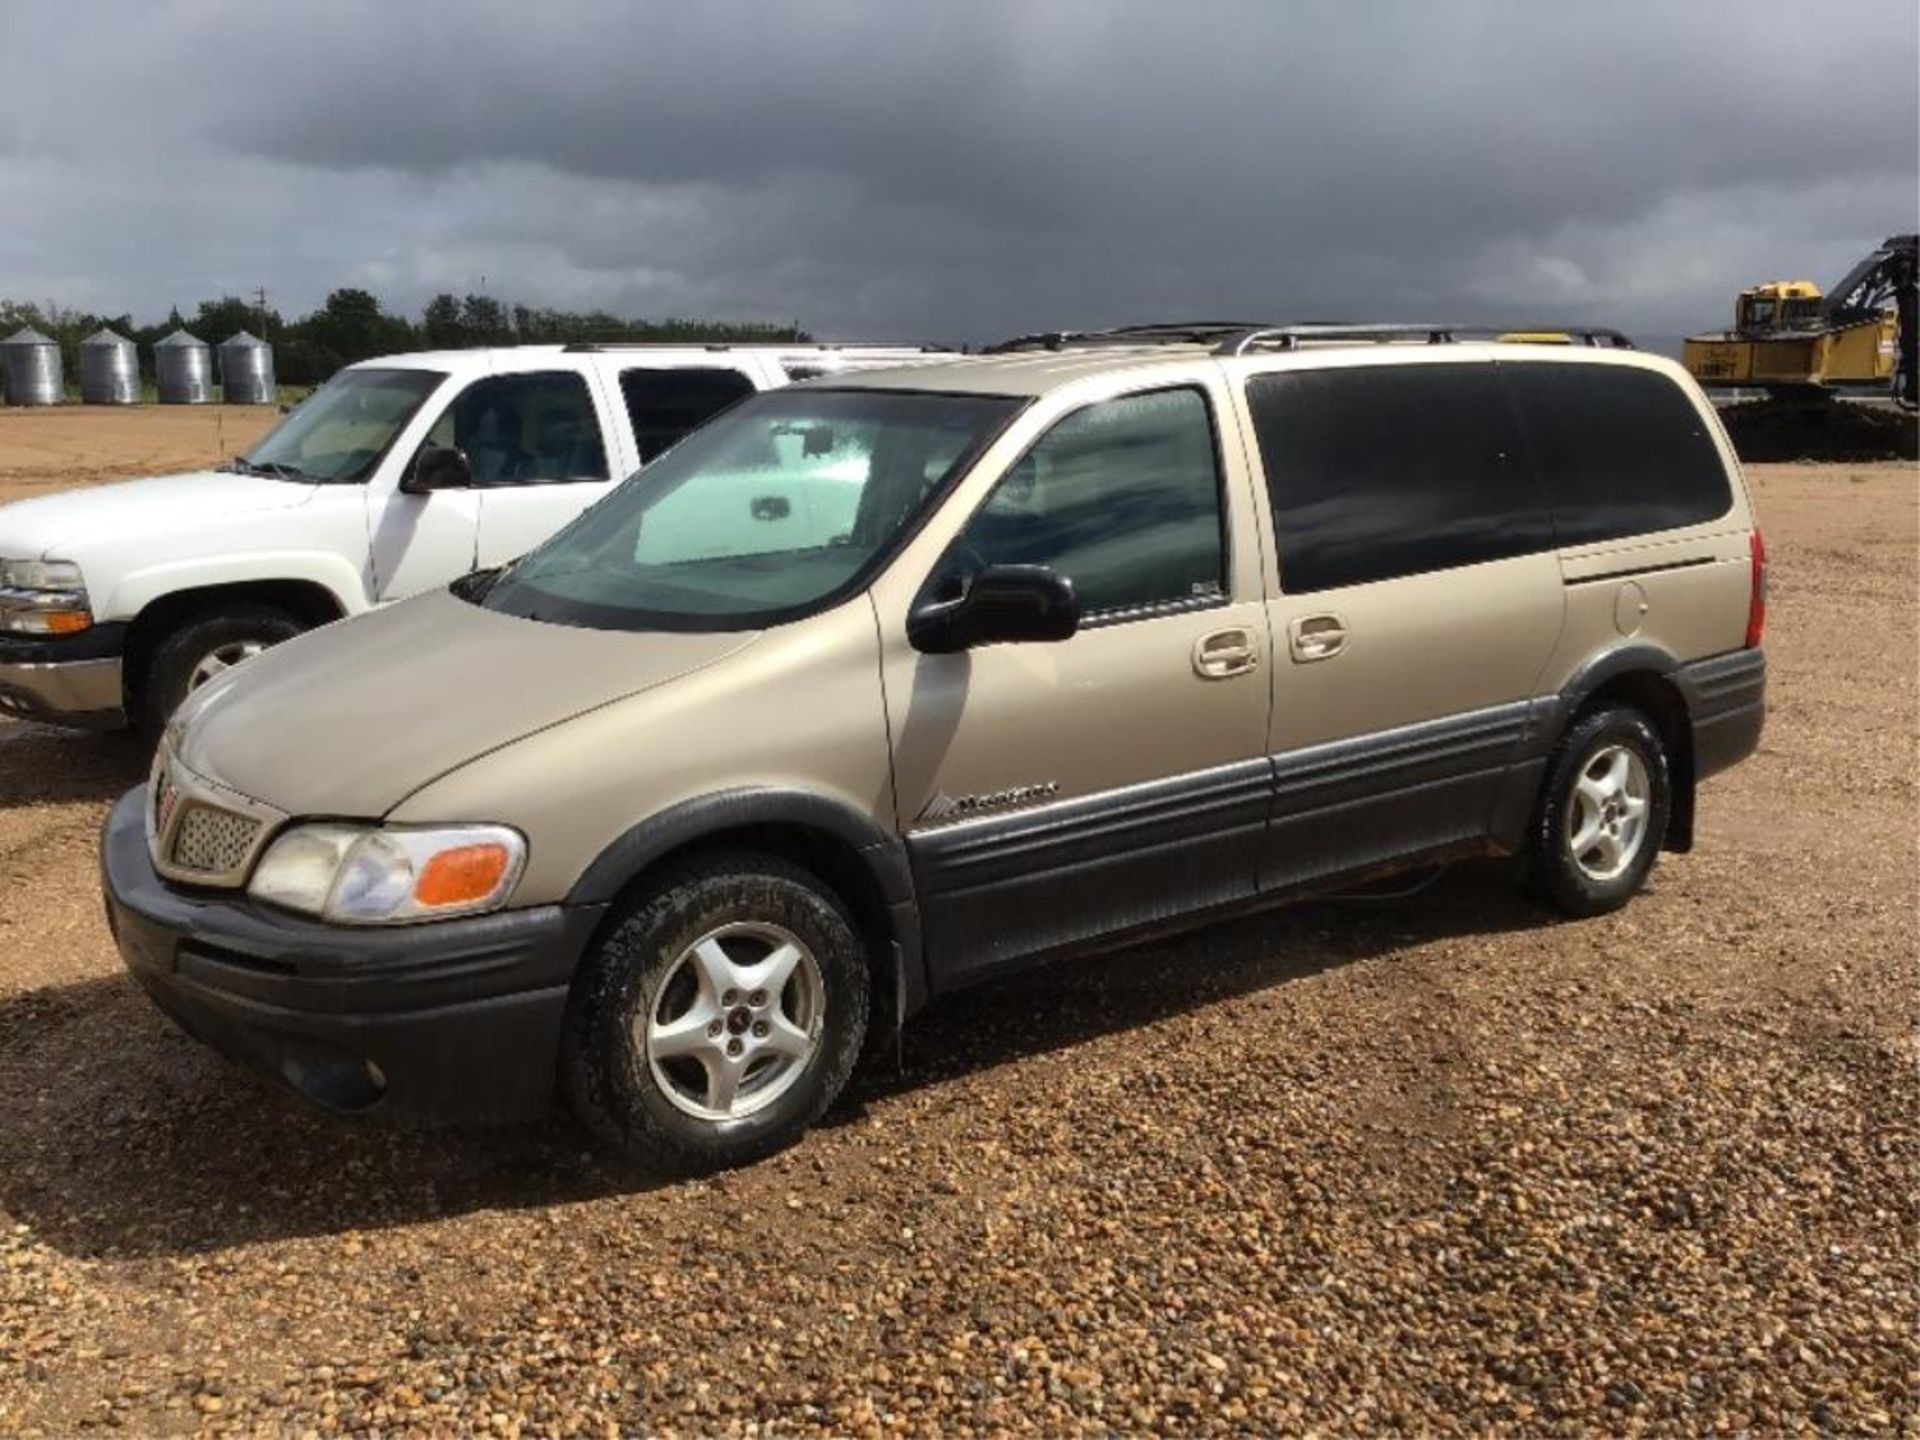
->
[0,342,938,734]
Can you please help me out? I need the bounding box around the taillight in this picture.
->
[1745,529,1767,649]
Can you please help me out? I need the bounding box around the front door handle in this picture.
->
[1193,627,1260,679]
[1288,613,1348,662]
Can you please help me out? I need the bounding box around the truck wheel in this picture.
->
[141,604,304,738]
[1526,704,1671,918]
[562,851,870,1175]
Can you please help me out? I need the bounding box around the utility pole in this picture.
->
[254,286,269,338]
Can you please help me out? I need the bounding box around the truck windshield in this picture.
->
[479,388,1023,631]
[237,368,446,483]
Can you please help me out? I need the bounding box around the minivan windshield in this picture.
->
[234,367,445,483]
[480,388,1022,631]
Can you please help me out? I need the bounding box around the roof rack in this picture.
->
[985,322,1635,356]
[986,322,1268,354]
[1212,323,1636,355]
[559,340,951,354]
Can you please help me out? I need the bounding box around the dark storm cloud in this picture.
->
[1,0,1913,342]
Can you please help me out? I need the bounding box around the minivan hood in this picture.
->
[0,471,316,557]
[177,588,759,818]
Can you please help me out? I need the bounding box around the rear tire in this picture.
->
[562,851,870,1176]
[1527,704,1671,917]
[140,604,304,739]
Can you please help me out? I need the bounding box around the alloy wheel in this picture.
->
[187,640,268,692]
[641,921,824,1121]
[1566,743,1651,882]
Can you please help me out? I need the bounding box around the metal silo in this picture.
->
[154,329,212,404]
[2,326,64,406]
[79,327,140,404]
[217,330,275,404]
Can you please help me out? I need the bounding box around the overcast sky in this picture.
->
[1,1,1914,347]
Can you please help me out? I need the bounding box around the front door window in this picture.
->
[422,371,609,485]
[938,387,1227,618]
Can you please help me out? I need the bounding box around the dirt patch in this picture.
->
[1719,397,1918,463]
[0,411,1914,1435]
[0,406,280,506]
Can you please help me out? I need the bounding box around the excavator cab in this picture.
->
[1735,282,1822,334]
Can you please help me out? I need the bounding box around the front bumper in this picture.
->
[0,624,127,729]
[101,787,606,1124]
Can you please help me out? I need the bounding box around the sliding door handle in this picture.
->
[1288,613,1348,662]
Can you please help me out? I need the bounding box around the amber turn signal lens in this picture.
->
[414,843,511,908]
[44,611,92,635]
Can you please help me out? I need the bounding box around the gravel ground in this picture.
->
[0,437,1914,1435]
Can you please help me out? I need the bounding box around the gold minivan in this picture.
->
[102,324,1768,1172]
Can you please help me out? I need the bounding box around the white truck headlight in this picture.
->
[248,823,527,925]
[0,558,92,635]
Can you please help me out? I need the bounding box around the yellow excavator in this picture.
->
[1684,234,1917,406]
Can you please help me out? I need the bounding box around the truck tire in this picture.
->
[1526,703,1672,918]
[141,604,304,738]
[562,851,870,1175]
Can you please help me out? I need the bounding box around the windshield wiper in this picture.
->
[224,456,316,482]
[452,566,505,603]
[251,459,316,482]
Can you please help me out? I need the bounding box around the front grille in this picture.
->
[169,803,262,876]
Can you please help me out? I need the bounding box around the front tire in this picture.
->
[1527,704,1671,917]
[140,604,304,738]
[562,852,870,1175]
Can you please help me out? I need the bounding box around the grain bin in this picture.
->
[2,326,64,406]
[217,330,275,404]
[154,329,212,404]
[79,327,140,404]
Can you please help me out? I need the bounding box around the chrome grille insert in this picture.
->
[169,803,263,876]
[151,769,177,837]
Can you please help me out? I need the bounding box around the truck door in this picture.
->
[367,373,482,602]
[468,367,623,570]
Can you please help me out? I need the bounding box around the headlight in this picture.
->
[247,823,527,925]
[0,558,92,635]
[0,559,84,590]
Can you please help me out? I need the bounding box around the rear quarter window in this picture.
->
[1499,362,1733,545]
[1246,363,1554,594]
[621,367,759,464]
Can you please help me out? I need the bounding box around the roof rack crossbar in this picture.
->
[1213,323,1636,355]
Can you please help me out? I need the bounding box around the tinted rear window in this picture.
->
[1247,364,1553,593]
[621,367,758,464]
[1498,362,1732,545]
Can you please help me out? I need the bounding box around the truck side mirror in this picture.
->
[403,445,474,494]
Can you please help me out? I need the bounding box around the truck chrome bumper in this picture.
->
[0,655,125,728]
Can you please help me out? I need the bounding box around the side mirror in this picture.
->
[403,445,473,494]
[908,565,1080,655]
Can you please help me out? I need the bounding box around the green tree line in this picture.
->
[1,290,808,390]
